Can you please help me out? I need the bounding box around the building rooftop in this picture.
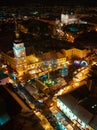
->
[58,94,93,124]
[71,85,90,100]
[58,85,97,129]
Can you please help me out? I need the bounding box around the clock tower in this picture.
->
[13,21,27,76]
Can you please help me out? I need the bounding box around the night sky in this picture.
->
[0,0,97,6]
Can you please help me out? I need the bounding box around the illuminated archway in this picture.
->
[80,60,88,67]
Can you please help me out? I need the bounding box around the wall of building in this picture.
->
[1,52,16,69]
[62,48,90,60]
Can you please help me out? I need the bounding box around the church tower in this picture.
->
[13,21,27,76]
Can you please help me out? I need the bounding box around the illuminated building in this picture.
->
[56,11,88,42]
[13,23,27,76]
[61,12,79,25]
[61,48,91,60]
[57,88,97,130]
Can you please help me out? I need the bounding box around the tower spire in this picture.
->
[13,20,27,76]
[14,20,21,43]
